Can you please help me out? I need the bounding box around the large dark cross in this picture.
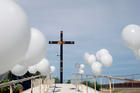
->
[49,31,74,83]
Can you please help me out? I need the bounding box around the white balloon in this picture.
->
[83,52,90,62]
[91,61,102,75]
[87,54,96,66]
[78,70,84,75]
[11,64,27,76]
[79,64,85,70]
[37,58,50,76]
[100,54,113,67]
[50,66,55,74]
[96,49,109,61]
[99,49,109,56]
[0,0,30,74]
[96,51,101,61]
[28,65,37,74]
[122,24,140,50]
[20,28,47,67]
[133,49,140,60]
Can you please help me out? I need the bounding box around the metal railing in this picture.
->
[0,75,41,88]
[0,75,55,93]
[72,73,140,93]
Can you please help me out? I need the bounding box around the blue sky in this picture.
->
[15,0,140,80]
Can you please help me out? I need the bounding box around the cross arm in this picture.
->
[49,41,75,44]
[49,41,59,44]
[63,41,75,44]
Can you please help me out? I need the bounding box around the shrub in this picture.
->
[55,77,60,83]
[67,80,71,84]
[0,79,10,93]
[14,84,23,93]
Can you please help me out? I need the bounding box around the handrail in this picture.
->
[97,75,140,82]
[72,74,140,82]
[0,75,41,88]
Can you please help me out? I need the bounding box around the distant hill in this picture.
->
[0,71,9,81]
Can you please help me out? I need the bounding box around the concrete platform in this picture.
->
[22,84,100,93]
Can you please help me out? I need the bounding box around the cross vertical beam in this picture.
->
[49,31,74,83]
[60,31,63,83]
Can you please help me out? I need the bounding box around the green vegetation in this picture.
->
[7,71,41,81]
[67,80,71,84]
[82,81,101,91]
[14,84,23,93]
[28,71,41,77]
[0,79,24,93]
[0,79,10,93]
[55,77,60,83]
[0,71,41,93]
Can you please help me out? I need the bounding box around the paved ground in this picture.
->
[22,83,140,93]
[22,84,100,93]
[48,84,100,93]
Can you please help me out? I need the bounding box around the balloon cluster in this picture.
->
[96,49,113,67]
[10,27,49,76]
[75,63,85,75]
[28,59,52,76]
[78,64,85,75]
[12,58,51,76]
[0,0,50,76]
[122,24,140,60]
[84,49,113,75]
